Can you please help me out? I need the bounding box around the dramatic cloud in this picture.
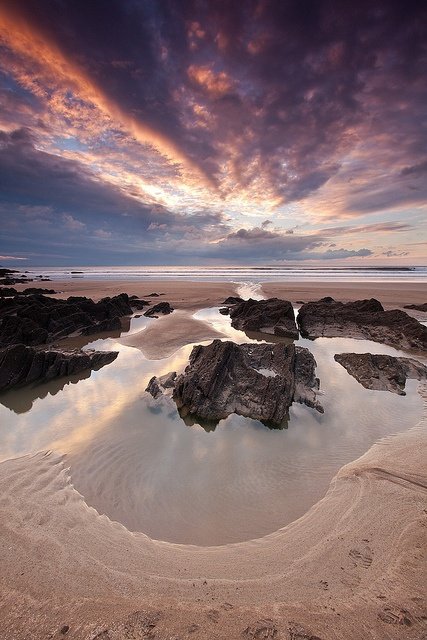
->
[0,1,425,264]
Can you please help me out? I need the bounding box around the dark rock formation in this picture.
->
[80,317,122,335]
[0,287,57,296]
[146,371,177,399]
[0,292,148,346]
[222,296,244,305]
[143,302,174,317]
[146,340,322,427]
[297,297,427,351]
[404,303,427,312]
[219,307,230,315]
[0,344,118,392]
[229,298,299,339]
[334,352,427,395]
[0,287,18,297]
[21,287,57,295]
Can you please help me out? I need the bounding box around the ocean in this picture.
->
[23,265,427,283]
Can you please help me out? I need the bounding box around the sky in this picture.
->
[0,0,426,267]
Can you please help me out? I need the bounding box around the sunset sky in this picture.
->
[0,0,426,266]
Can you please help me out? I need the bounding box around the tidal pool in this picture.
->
[0,305,424,546]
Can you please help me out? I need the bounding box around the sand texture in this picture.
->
[119,310,225,358]
[0,385,426,639]
[13,279,427,310]
[2,279,426,638]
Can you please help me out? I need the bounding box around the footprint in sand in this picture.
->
[348,542,373,569]
[287,622,323,640]
[243,618,278,638]
[206,609,220,623]
[378,606,413,626]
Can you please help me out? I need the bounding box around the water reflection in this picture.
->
[0,306,424,545]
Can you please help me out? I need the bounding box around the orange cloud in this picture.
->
[188,64,234,97]
[0,4,211,187]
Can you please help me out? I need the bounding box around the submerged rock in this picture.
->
[143,301,174,317]
[229,298,299,339]
[334,352,427,395]
[146,339,322,427]
[0,344,118,392]
[297,297,427,351]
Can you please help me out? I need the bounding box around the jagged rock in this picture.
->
[143,302,174,317]
[334,352,427,395]
[0,292,145,346]
[146,372,177,399]
[229,298,299,339]
[404,303,427,312]
[0,287,18,297]
[222,296,244,305]
[146,340,322,427]
[219,307,230,315]
[22,287,57,295]
[297,297,427,351]
[80,317,122,335]
[0,268,18,278]
[130,299,150,310]
[0,344,118,392]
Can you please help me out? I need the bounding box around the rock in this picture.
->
[229,298,299,339]
[219,307,230,315]
[334,352,427,395]
[0,292,141,346]
[146,372,177,399]
[147,340,322,427]
[404,303,427,312]
[0,287,18,297]
[21,287,57,295]
[80,317,122,335]
[297,297,427,351]
[0,344,118,392]
[0,268,19,277]
[130,299,151,310]
[143,302,174,317]
[222,296,244,305]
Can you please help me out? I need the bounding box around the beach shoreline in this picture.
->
[1,279,426,638]
[13,278,427,310]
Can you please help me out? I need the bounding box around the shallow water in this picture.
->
[0,305,424,546]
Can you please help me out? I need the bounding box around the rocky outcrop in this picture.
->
[0,287,56,297]
[146,340,322,427]
[222,296,244,305]
[143,302,174,317]
[297,297,427,351]
[334,352,427,395]
[229,298,299,339]
[0,292,149,346]
[404,303,427,312]
[0,344,118,392]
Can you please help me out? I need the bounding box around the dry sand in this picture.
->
[1,279,426,638]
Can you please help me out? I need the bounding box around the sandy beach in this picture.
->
[1,280,426,639]
[15,278,427,310]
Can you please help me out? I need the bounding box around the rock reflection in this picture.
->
[0,307,424,545]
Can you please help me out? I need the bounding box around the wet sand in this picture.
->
[0,392,426,638]
[1,279,426,638]
[119,310,225,358]
[14,278,427,310]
